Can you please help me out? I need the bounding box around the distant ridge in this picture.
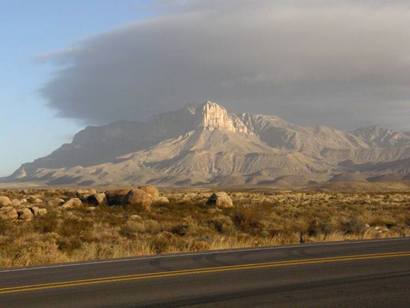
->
[6,101,410,186]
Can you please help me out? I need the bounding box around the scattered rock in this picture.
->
[153,196,170,206]
[105,189,130,205]
[138,185,160,199]
[76,189,97,197]
[0,196,12,207]
[27,196,42,204]
[129,214,143,221]
[48,198,65,207]
[29,206,47,216]
[19,198,28,205]
[32,198,43,204]
[0,206,18,220]
[37,208,48,216]
[182,193,199,202]
[12,199,22,207]
[126,189,153,211]
[86,193,106,206]
[18,208,33,221]
[62,198,82,209]
[206,192,234,208]
[30,206,40,215]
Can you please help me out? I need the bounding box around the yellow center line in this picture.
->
[1,251,409,295]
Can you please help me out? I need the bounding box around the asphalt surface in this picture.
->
[0,237,410,307]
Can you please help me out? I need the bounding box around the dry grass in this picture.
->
[0,189,410,268]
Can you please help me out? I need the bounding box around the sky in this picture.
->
[0,0,154,176]
[1,0,410,176]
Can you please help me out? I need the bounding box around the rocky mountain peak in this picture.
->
[6,100,410,186]
[197,100,251,134]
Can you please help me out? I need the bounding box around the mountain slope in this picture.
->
[7,101,410,186]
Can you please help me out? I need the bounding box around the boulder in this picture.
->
[37,208,48,216]
[76,189,97,197]
[27,196,42,204]
[206,192,234,208]
[0,206,18,220]
[32,198,43,204]
[48,198,65,207]
[105,189,130,206]
[0,196,12,207]
[30,206,47,216]
[30,206,40,215]
[126,189,153,211]
[86,193,107,206]
[12,199,22,207]
[18,208,33,221]
[138,185,160,199]
[153,196,170,206]
[62,198,82,209]
[129,214,143,221]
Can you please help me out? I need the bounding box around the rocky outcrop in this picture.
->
[62,198,82,209]
[18,208,33,221]
[48,198,65,207]
[105,189,130,205]
[207,192,234,208]
[200,101,251,135]
[138,185,160,199]
[126,189,153,211]
[85,193,107,206]
[30,206,47,216]
[153,196,170,206]
[0,206,18,220]
[0,196,12,207]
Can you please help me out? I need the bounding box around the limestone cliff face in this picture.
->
[199,101,251,135]
[7,101,410,186]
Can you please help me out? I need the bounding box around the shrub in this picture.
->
[144,219,161,234]
[57,237,83,253]
[340,216,366,234]
[232,207,263,234]
[0,218,13,235]
[119,221,145,239]
[32,212,59,233]
[58,217,94,238]
[1,189,410,268]
[150,232,176,253]
[170,223,189,236]
[191,240,210,251]
[208,215,233,233]
[306,217,335,237]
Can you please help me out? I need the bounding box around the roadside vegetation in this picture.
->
[0,188,410,268]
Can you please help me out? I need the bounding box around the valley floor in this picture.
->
[1,187,410,268]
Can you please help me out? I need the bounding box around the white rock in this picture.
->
[62,198,82,209]
[0,196,12,207]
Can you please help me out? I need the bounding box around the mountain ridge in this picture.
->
[7,101,410,186]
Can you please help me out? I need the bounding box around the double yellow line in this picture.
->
[1,251,409,295]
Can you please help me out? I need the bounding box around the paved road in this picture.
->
[1,238,410,307]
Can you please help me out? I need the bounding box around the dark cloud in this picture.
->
[42,0,410,129]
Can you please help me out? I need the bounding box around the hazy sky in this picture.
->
[2,0,410,176]
[0,0,153,176]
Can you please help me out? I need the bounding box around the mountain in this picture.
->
[6,101,410,186]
